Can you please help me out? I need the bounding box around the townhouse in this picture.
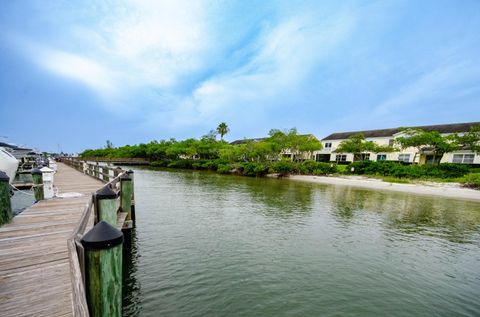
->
[313,122,480,165]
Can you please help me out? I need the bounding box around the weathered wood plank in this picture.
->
[0,163,103,317]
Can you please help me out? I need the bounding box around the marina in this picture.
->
[1,2,480,316]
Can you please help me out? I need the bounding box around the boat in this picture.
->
[0,147,19,183]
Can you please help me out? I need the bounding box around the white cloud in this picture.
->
[190,11,357,120]
[38,49,116,96]
[104,0,213,89]
[11,1,358,126]
[372,62,478,116]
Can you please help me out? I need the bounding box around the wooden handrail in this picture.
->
[74,157,148,163]
[66,160,128,317]
[61,158,123,183]
[67,197,93,317]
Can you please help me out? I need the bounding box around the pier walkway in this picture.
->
[0,163,102,317]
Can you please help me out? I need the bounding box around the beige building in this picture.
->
[313,122,480,165]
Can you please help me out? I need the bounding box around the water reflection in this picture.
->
[147,168,315,218]
[123,229,141,317]
[242,179,314,217]
[324,185,480,243]
[124,167,480,317]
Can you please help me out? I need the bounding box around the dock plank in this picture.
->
[0,163,104,317]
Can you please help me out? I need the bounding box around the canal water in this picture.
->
[123,168,480,317]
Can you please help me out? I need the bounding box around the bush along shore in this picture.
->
[146,159,480,189]
[80,125,480,189]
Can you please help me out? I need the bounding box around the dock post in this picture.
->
[120,174,133,226]
[113,167,122,179]
[0,171,12,225]
[94,162,99,179]
[101,166,107,181]
[95,186,117,226]
[127,170,136,224]
[81,221,123,317]
[31,168,44,201]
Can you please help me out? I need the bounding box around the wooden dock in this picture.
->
[0,163,103,317]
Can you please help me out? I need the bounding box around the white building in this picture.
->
[313,122,480,165]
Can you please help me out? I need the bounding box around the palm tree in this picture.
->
[216,122,230,140]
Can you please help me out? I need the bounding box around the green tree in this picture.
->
[395,128,458,164]
[266,128,321,160]
[335,133,378,161]
[105,140,114,149]
[216,122,230,140]
[452,125,480,153]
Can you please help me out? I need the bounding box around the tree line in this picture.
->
[80,124,323,163]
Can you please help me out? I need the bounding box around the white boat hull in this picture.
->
[0,147,19,183]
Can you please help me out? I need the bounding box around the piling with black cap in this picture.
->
[126,170,136,224]
[0,171,12,225]
[120,173,133,224]
[31,168,44,201]
[95,186,117,226]
[81,221,123,317]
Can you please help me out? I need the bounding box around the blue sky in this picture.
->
[1,0,479,153]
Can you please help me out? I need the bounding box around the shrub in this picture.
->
[271,160,297,175]
[346,161,471,179]
[462,173,480,189]
[201,161,218,170]
[240,162,269,177]
[149,160,169,167]
[167,159,194,169]
[217,164,232,174]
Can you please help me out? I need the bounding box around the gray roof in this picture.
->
[230,137,267,145]
[322,122,480,141]
[230,134,317,145]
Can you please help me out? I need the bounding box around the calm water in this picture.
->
[123,168,480,317]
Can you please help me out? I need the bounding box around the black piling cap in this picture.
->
[31,168,42,175]
[81,220,123,250]
[0,171,10,182]
[96,186,117,199]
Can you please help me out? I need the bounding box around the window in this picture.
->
[398,154,410,162]
[315,154,330,162]
[388,139,394,146]
[324,142,332,149]
[336,154,347,162]
[360,153,370,161]
[453,154,475,164]
[377,154,387,161]
[465,154,475,164]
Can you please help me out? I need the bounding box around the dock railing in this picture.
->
[62,157,124,182]
[67,156,148,166]
[64,157,135,316]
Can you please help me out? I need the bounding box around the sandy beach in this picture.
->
[274,174,480,202]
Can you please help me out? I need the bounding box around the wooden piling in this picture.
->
[120,174,133,222]
[81,221,123,317]
[0,171,12,226]
[102,166,108,182]
[126,170,136,224]
[31,168,44,201]
[113,167,122,178]
[95,186,117,226]
[94,163,99,179]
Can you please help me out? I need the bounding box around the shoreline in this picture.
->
[273,174,480,202]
